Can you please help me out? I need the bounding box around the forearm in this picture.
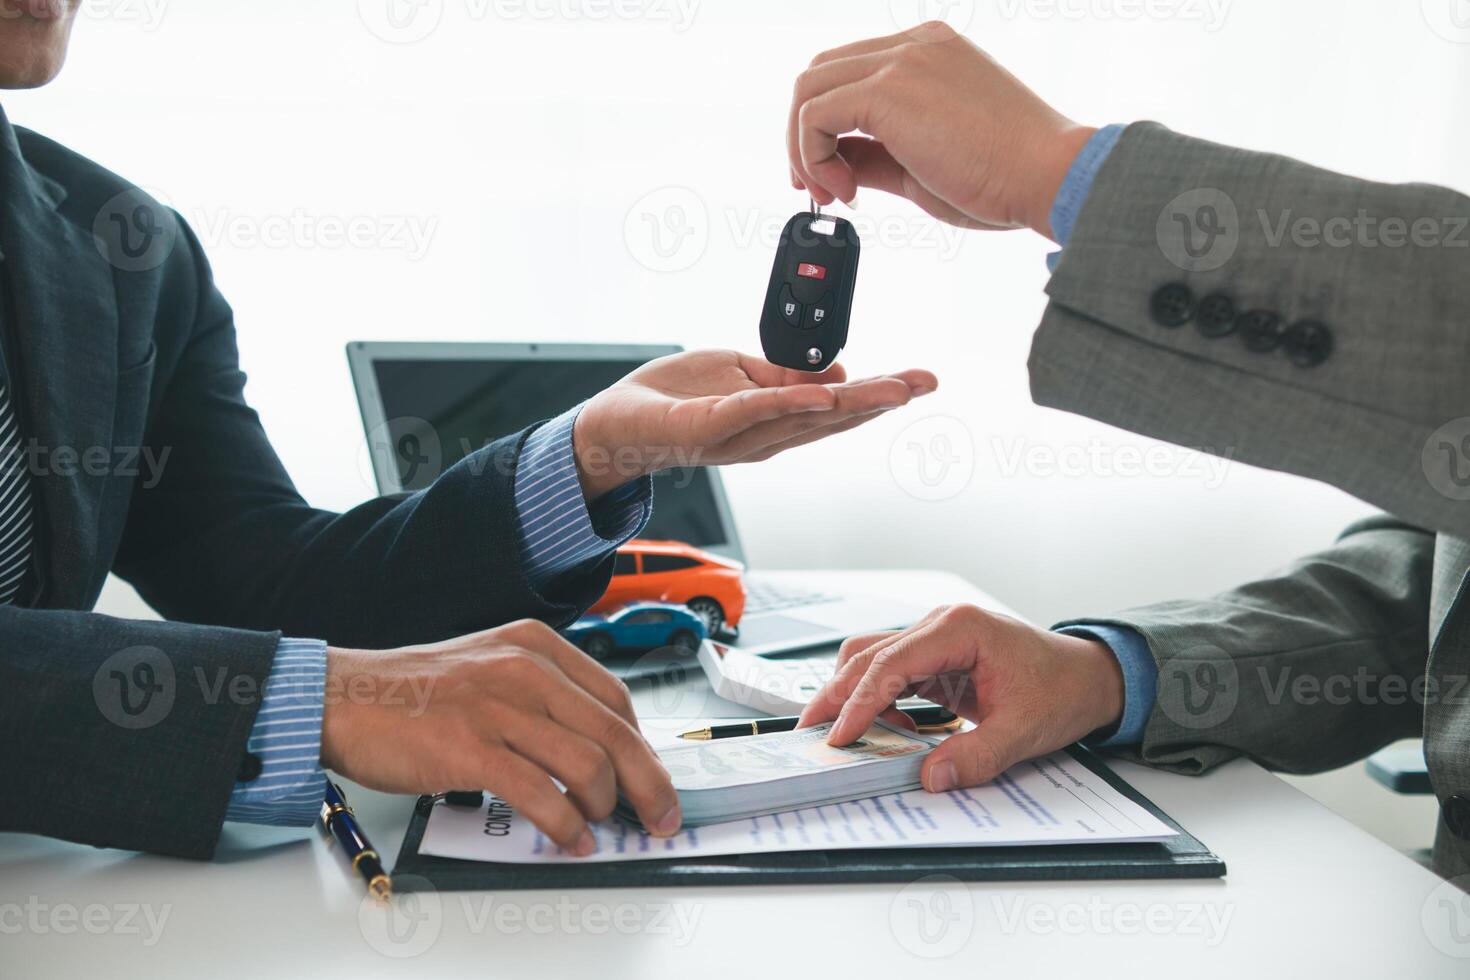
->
[119,423,616,650]
[1057,517,1434,776]
[162,413,648,830]
[1031,121,1470,538]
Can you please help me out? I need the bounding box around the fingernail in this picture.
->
[928,761,958,793]
[877,399,906,411]
[572,830,597,856]
[912,385,935,397]
[846,193,859,209]
[653,806,682,837]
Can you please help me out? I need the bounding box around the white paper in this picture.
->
[696,641,930,716]
[418,726,1176,865]
[696,641,838,715]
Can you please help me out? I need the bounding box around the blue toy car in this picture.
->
[562,602,707,660]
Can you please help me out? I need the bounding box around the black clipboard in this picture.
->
[391,746,1224,891]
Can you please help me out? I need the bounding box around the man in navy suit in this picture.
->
[0,4,935,859]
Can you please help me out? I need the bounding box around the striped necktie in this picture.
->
[0,380,32,605]
[0,249,30,605]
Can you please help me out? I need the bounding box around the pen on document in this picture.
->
[678,706,961,740]
[321,781,392,901]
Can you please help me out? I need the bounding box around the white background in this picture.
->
[8,0,1464,845]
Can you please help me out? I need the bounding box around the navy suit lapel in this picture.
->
[0,105,120,607]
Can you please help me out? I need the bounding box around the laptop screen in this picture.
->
[369,356,732,551]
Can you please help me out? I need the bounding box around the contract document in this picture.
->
[418,724,1177,865]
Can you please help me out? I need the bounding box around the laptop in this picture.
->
[347,341,925,657]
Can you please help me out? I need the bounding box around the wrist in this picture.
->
[1023,123,1098,242]
[1056,631,1125,734]
[571,401,642,502]
[320,645,370,772]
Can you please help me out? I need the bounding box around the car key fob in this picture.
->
[759,207,860,371]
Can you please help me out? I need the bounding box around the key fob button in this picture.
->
[778,285,803,327]
[790,275,825,305]
[803,292,834,330]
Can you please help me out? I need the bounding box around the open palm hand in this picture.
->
[573,350,936,499]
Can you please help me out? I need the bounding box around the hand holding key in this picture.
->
[787,23,1096,240]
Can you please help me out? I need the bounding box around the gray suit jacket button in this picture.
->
[236,752,264,783]
[1446,794,1470,840]
[1149,282,1194,328]
[1195,293,1237,338]
[1237,309,1286,352]
[1283,319,1333,368]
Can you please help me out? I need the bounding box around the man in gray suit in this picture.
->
[790,24,1470,880]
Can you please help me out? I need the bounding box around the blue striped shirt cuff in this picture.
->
[1047,122,1126,270]
[224,637,328,826]
[1056,623,1157,748]
[515,405,652,591]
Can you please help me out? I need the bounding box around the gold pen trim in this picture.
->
[351,849,381,871]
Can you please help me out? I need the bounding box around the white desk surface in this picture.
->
[2,570,1464,978]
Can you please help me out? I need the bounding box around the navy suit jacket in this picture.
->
[0,107,613,859]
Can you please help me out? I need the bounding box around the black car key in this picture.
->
[759,203,860,371]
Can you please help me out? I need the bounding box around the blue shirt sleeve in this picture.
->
[225,637,328,826]
[1046,123,1126,269]
[514,404,652,589]
[1055,623,1157,747]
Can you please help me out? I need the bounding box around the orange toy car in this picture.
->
[591,539,747,637]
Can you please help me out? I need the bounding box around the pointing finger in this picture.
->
[829,615,977,745]
[797,611,948,727]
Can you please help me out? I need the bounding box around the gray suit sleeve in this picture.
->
[1057,516,1434,775]
[1029,121,1470,539]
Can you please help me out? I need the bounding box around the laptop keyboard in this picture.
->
[743,579,840,615]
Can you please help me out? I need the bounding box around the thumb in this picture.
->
[920,720,1029,793]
